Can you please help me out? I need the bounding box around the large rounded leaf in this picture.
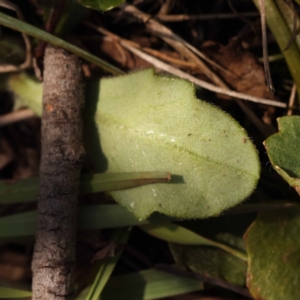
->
[9,70,260,220]
[95,69,260,220]
[264,116,300,195]
[169,242,247,286]
[245,207,300,300]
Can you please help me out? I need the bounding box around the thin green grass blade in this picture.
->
[0,172,171,204]
[140,223,247,261]
[0,287,31,298]
[0,202,292,238]
[79,204,168,231]
[0,12,123,75]
[0,211,36,238]
[85,228,131,300]
[76,268,203,300]
[0,177,38,204]
[0,205,173,238]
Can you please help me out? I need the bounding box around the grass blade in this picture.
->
[1,201,293,239]
[76,268,202,300]
[85,228,131,300]
[0,172,171,204]
[0,205,173,238]
[0,177,38,204]
[140,223,247,261]
[0,12,123,75]
[0,211,36,238]
[0,287,31,298]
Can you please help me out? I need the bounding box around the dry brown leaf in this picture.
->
[202,39,274,100]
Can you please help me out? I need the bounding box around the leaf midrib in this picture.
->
[98,114,257,177]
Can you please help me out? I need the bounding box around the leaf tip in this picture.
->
[166,172,172,181]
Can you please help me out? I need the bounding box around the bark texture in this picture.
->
[32,46,85,300]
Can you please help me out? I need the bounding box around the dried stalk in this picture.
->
[31,45,85,299]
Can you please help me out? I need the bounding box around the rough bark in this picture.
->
[32,45,85,300]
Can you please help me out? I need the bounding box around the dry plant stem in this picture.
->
[142,47,197,68]
[86,22,196,69]
[121,42,286,109]
[85,22,283,109]
[156,264,253,299]
[0,109,36,127]
[32,46,85,300]
[122,4,228,88]
[157,0,174,15]
[287,83,296,115]
[121,43,275,136]
[86,23,278,136]
[258,0,275,93]
[119,5,277,136]
[100,34,197,68]
[155,12,259,22]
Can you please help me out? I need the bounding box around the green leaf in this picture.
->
[140,223,247,261]
[85,228,130,300]
[245,207,300,300]
[0,198,292,238]
[3,203,296,239]
[264,116,300,195]
[0,205,173,238]
[78,0,125,11]
[9,69,260,220]
[0,171,171,204]
[0,287,31,298]
[169,241,247,286]
[9,74,43,115]
[76,269,203,300]
[97,69,260,220]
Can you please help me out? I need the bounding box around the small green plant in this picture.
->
[0,0,300,299]
[9,69,260,219]
[264,116,300,195]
